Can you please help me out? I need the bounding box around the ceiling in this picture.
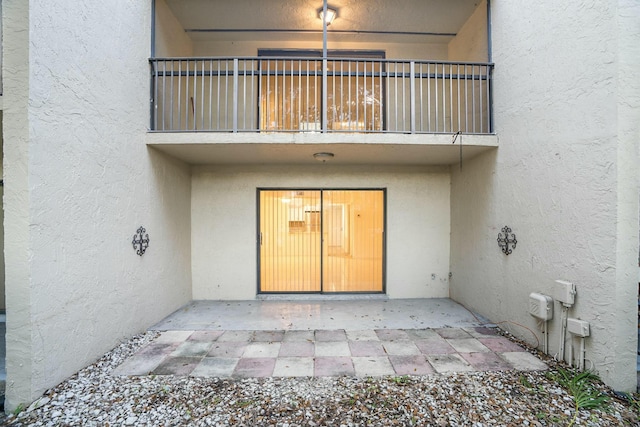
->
[163,0,482,43]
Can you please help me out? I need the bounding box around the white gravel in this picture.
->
[2,331,638,426]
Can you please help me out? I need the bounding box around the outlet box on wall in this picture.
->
[529,293,553,320]
[567,318,590,337]
[554,280,576,306]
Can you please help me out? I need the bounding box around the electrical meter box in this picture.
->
[529,293,553,320]
[567,318,590,337]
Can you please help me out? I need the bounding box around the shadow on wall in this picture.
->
[449,148,498,303]
[146,146,193,303]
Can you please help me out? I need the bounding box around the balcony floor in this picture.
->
[146,132,498,165]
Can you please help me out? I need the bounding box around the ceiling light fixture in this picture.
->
[313,152,335,162]
[318,7,337,25]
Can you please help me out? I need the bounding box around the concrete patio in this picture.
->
[112,299,548,378]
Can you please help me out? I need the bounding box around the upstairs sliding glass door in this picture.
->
[258,50,385,132]
[258,189,385,293]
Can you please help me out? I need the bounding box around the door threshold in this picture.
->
[257,294,389,301]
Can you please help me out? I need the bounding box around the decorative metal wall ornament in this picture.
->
[132,226,150,256]
[497,226,517,255]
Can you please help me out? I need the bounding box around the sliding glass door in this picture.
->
[258,50,385,132]
[259,189,384,293]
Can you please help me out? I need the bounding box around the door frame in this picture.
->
[256,187,387,295]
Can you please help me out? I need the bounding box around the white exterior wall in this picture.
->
[155,0,193,57]
[3,1,193,410]
[0,115,5,310]
[450,0,640,391]
[448,0,487,62]
[192,165,450,300]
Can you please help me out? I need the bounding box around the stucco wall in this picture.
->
[450,0,640,391]
[3,1,193,410]
[155,0,193,57]
[192,165,450,300]
[448,0,488,62]
[0,114,5,310]
[3,0,32,409]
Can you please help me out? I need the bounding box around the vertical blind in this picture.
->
[259,189,384,293]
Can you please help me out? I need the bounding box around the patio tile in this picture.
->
[253,330,285,342]
[414,337,457,355]
[388,355,435,375]
[152,356,200,376]
[501,352,548,371]
[346,330,380,341]
[382,341,421,356]
[427,354,473,373]
[154,330,194,344]
[273,357,314,377]
[279,341,314,357]
[233,357,276,378]
[460,352,512,371]
[112,341,181,375]
[188,331,225,342]
[112,353,166,376]
[315,330,347,342]
[349,341,386,357]
[405,329,439,340]
[435,328,472,339]
[138,342,181,357]
[314,357,355,376]
[446,338,490,353]
[243,342,281,358]
[171,341,213,357]
[208,342,247,357]
[352,357,395,376]
[463,327,499,338]
[375,329,410,341]
[283,330,315,342]
[217,331,253,342]
[478,337,525,353]
[315,341,351,357]
[190,357,238,377]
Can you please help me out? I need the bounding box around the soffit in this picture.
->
[146,133,498,166]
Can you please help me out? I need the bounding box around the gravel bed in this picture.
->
[1,331,638,426]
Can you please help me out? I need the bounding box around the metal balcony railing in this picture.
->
[150,57,494,134]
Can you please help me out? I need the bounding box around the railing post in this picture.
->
[410,61,415,134]
[149,59,156,131]
[488,64,494,133]
[322,58,328,133]
[233,58,239,132]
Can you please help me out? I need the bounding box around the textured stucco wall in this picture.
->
[3,0,32,408]
[3,1,193,410]
[450,0,640,391]
[192,165,451,300]
[0,114,5,310]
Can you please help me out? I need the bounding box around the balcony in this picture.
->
[150,57,493,135]
[147,0,498,165]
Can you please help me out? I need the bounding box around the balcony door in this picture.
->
[258,50,385,132]
[258,189,385,293]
